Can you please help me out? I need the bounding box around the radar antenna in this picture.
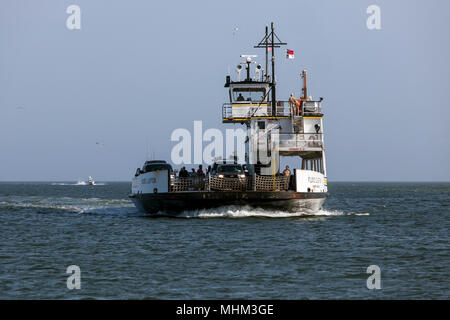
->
[239,55,258,81]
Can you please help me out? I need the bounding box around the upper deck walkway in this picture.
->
[222,100,322,122]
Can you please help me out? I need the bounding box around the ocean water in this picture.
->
[0,182,448,299]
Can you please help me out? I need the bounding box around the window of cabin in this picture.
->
[232,88,266,102]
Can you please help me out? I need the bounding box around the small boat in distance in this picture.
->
[76,177,96,185]
[87,176,96,185]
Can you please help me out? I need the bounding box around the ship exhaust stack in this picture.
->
[302,69,307,99]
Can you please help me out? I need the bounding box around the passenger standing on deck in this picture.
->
[283,165,293,190]
[289,93,297,116]
[196,165,205,190]
[283,165,291,177]
[197,165,205,177]
[179,167,188,178]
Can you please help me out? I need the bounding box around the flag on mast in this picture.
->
[286,49,294,59]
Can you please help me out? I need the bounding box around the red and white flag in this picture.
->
[286,49,294,59]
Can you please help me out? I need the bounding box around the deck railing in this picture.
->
[222,101,291,120]
[253,175,290,191]
[170,176,205,192]
[222,100,322,120]
[170,174,291,192]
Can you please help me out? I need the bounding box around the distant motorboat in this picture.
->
[87,176,96,185]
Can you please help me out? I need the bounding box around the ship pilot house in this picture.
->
[222,23,327,192]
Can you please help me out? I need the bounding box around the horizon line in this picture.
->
[0,180,449,183]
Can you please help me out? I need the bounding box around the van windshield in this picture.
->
[217,165,243,173]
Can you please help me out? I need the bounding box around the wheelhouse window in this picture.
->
[232,88,266,102]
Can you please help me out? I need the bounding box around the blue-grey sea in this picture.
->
[0,182,448,299]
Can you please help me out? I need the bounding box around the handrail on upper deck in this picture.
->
[222,100,322,120]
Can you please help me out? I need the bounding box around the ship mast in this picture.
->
[265,25,269,82]
[254,22,286,116]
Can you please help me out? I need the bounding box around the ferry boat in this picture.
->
[129,23,328,215]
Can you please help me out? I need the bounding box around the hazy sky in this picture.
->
[1,0,449,181]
